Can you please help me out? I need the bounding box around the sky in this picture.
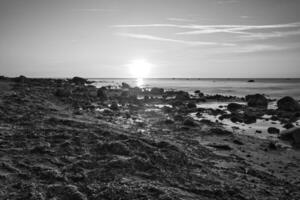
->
[0,0,300,78]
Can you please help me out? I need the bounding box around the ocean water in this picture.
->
[91,78,300,100]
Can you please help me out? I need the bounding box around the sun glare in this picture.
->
[128,59,151,78]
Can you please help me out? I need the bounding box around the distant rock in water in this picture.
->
[70,77,88,85]
[245,94,268,108]
[121,82,131,89]
[248,79,255,82]
[277,96,300,112]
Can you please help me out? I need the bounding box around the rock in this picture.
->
[174,114,184,121]
[164,119,174,124]
[55,88,72,97]
[248,79,255,82]
[150,87,164,95]
[48,184,87,200]
[279,127,300,146]
[187,102,197,109]
[283,123,294,129]
[71,77,88,85]
[96,141,131,156]
[97,88,108,100]
[267,127,280,134]
[227,103,243,112]
[208,144,232,150]
[14,75,27,83]
[210,128,232,135]
[233,139,244,145]
[110,101,119,111]
[245,94,268,108]
[175,91,190,101]
[183,117,196,126]
[121,82,131,89]
[277,96,300,112]
[243,112,257,124]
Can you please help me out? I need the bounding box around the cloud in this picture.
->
[217,0,240,4]
[167,18,195,22]
[175,22,300,35]
[116,33,235,46]
[240,29,300,40]
[72,8,118,12]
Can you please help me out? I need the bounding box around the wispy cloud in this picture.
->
[116,33,234,46]
[240,29,300,40]
[72,8,118,12]
[167,18,195,22]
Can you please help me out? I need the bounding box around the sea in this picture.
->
[90,78,300,100]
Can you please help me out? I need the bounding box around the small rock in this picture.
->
[183,117,196,126]
[55,88,72,97]
[267,127,280,134]
[279,127,300,146]
[110,101,119,111]
[227,103,243,112]
[187,102,197,109]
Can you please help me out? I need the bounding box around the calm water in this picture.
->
[91,78,300,100]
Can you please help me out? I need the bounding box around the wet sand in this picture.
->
[0,76,299,200]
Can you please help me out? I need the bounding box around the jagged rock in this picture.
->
[277,96,300,112]
[55,88,72,97]
[187,102,197,109]
[97,88,108,100]
[110,101,119,110]
[227,103,243,112]
[150,87,164,95]
[246,94,268,108]
[175,91,190,100]
[121,82,131,89]
[70,77,88,85]
[279,127,300,146]
[47,184,87,200]
[267,127,280,134]
[183,117,196,126]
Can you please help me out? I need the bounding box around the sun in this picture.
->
[128,59,151,78]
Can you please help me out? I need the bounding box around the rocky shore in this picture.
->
[0,76,300,200]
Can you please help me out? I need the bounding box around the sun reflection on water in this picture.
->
[136,78,144,87]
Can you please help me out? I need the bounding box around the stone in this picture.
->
[277,96,300,112]
[267,127,280,134]
[55,88,72,97]
[150,87,164,95]
[175,91,190,100]
[187,102,197,109]
[279,127,300,146]
[227,103,243,112]
[97,88,108,100]
[121,82,131,89]
[70,77,88,85]
[183,117,196,126]
[245,94,268,108]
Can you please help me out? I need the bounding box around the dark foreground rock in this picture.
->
[279,127,300,147]
[277,96,300,112]
[245,94,268,108]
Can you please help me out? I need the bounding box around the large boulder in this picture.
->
[227,103,243,112]
[70,77,88,85]
[55,88,72,97]
[175,91,190,101]
[245,94,268,108]
[279,127,300,147]
[97,88,108,101]
[277,96,300,112]
[150,87,164,95]
[121,82,131,89]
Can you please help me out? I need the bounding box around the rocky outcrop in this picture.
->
[245,94,268,108]
[279,127,300,147]
[277,96,300,112]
